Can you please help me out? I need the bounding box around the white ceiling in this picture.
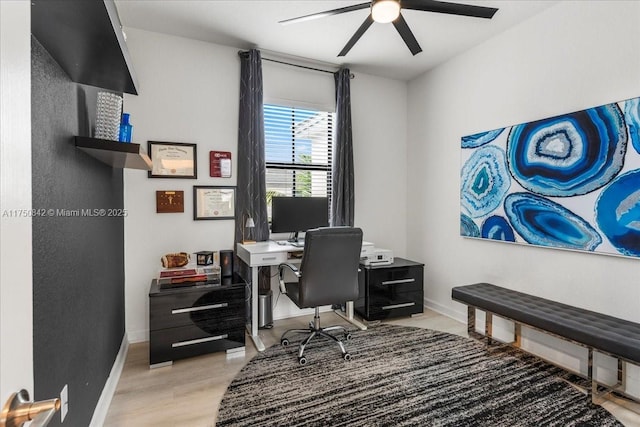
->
[115,0,559,81]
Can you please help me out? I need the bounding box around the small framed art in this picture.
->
[156,191,184,213]
[148,141,197,179]
[210,151,232,178]
[193,186,236,220]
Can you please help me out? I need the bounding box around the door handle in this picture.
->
[1,389,60,427]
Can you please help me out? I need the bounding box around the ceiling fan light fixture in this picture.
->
[371,0,401,24]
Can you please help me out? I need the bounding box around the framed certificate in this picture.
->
[210,151,232,178]
[148,141,197,179]
[193,186,236,220]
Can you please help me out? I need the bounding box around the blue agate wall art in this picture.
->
[460,96,640,258]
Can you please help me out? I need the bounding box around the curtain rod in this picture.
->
[238,50,355,79]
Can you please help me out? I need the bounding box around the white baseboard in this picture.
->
[89,334,129,427]
[423,297,466,324]
[127,329,148,344]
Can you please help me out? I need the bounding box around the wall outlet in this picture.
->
[60,384,68,422]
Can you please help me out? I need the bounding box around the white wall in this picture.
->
[352,74,408,255]
[123,29,240,342]
[407,0,640,392]
[122,28,408,337]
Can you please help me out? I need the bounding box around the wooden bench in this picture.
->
[452,282,640,413]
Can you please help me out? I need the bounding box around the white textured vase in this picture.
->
[95,91,123,141]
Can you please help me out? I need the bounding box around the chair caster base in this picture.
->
[280,307,355,365]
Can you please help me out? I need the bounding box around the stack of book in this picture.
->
[158,265,221,288]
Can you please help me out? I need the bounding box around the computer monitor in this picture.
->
[271,197,329,242]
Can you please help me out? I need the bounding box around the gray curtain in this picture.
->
[332,68,355,226]
[235,49,270,290]
[236,49,268,243]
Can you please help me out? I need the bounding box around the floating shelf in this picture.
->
[75,137,151,170]
[31,0,139,95]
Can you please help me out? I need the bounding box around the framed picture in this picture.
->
[459,95,640,259]
[193,186,236,220]
[148,141,197,179]
[210,151,232,178]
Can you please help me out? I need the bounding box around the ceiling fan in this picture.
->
[279,0,498,57]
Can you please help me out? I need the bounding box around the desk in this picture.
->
[236,241,368,351]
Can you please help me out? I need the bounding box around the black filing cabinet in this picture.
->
[355,258,424,321]
[149,276,246,368]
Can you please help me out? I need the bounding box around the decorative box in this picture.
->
[195,251,214,266]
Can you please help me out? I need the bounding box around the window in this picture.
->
[264,103,334,219]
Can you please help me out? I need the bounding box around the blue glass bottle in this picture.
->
[119,113,133,143]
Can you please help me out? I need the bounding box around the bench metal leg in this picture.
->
[514,323,522,348]
[588,353,640,415]
[589,348,599,404]
[485,312,493,345]
[467,307,502,348]
[588,348,594,382]
[467,306,478,338]
[467,306,485,341]
[457,301,640,414]
[467,306,474,336]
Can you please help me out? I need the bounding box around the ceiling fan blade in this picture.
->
[279,3,371,25]
[402,0,498,19]
[338,14,374,57]
[392,13,422,56]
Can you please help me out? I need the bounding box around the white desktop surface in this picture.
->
[236,241,302,267]
[236,240,369,351]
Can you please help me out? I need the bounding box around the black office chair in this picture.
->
[278,226,363,365]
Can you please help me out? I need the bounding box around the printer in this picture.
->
[360,241,374,258]
[361,247,394,266]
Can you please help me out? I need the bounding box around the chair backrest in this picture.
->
[297,227,363,308]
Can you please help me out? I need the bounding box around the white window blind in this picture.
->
[264,103,334,213]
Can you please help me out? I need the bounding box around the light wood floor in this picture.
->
[104,310,640,426]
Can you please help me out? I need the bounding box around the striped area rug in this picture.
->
[216,324,622,426]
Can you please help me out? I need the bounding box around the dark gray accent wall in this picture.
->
[31,36,125,426]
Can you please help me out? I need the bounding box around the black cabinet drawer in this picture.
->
[368,266,422,293]
[149,325,245,366]
[150,285,245,331]
[355,258,424,321]
[160,312,244,338]
[366,290,423,320]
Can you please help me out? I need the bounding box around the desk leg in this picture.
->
[247,265,266,352]
[335,301,367,330]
